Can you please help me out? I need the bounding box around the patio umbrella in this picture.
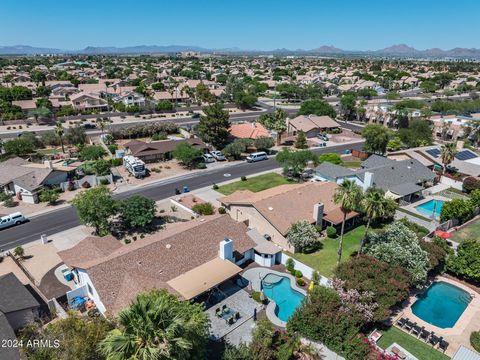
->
[434,230,451,239]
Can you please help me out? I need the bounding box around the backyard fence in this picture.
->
[59,174,113,191]
[280,253,330,287]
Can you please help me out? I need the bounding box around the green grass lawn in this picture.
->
[377,327,449,360]
[289,225,365,277]
[341,160,362,168]
[451,217,480,243]
[217,172,295,195]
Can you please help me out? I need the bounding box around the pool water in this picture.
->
[415,199,445,218]
[412,281,472,328]
[262,274,305,322]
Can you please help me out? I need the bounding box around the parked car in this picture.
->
[246,151,268,163]
[211,150,226,161]
[191,112,200,119]
[316,133,328,141]
[202,154,215,163]
[0,212,28,230]
[82,123,97,129]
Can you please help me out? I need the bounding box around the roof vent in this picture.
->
[137,261,142,265]
[268,206,273,211]
[166,244,171,249]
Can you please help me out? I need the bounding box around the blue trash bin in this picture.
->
[183,186,190,193]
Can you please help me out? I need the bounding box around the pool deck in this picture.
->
[401,195,450,221]
[396,275,480,357]
[242,267,307,327]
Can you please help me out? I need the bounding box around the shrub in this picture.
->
[99,178,110,186]
[311,271,320,285]
[463,176,480,193]
[252,291,262,303]
[81,181,91,189]
[191,202,215,215]
[241,176,247,181]
[0,192,12,202]
[218,206,226,214]
[196,162,207,169]
[110,158,122,167]
[471,331,480,352]
[286,258,295,272]
[296,278,305,286]
[326,226,337,238]
[295,270,303,278]
[440,198,474,224]
[107,144,118,154]
[13,246,25,258]
[212,183,219,190]
[3,197,15,207]
[39,188,60,205]
[287,220,319,253]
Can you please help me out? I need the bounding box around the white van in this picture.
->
[0,212,28,230]
[246,151,268,163]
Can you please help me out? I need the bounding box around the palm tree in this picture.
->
[55,121,65,153]
[440,142,457,172]
[97,119,106,135]
[100,290,208,360]
[358,188,394,255]
[333,179,363,264]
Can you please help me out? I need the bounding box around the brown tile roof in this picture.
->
[58,215,255,314]
[289,115,340,132]
[124,138,207,158]
[221,182,357,234]
[228,122,270,139]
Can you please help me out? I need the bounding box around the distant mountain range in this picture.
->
[2,43,480,58]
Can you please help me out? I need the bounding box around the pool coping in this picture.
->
[401,195,450,221]
[242,268,307,328]
[400,275,480,337]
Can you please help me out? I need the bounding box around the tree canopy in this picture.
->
[197,102,230,148]
[298,99,337,118]
[362,124,390,155]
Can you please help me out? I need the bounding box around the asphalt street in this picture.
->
[0,141,364,250]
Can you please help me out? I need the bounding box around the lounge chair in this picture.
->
[404,320,415,331]
[222,304,227,311]
[235,312,240,320]
[227,316,235,325]
[430,334,440,346]
[420,328,431,341]
[396,317,407,328]
[439,339,449,352]
[411,325,423,337]
[215,308,222,317]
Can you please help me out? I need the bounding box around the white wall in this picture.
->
[440,176,463,190]
[280,253,330,286]
[254,252,276,267]
[76,269,107,314]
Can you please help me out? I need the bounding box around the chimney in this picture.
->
[363,172,374,191]
[219,238,233,262]
[44,160,53,169]
[313,203,324,226]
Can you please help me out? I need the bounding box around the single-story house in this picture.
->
[314,155,436,201]
[0,273,40,331]
[220,181,359,252]
[0,313,20,360]
[58,215,282,315]
[287,114,340,138]
[0,158,72,203]
[124,138,208,162]
[228,122,271,139]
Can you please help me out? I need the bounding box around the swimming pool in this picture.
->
[262,274,305,322]
[412,281,472,328]
[415,199,445,218]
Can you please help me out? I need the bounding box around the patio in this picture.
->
[205,282,261,341]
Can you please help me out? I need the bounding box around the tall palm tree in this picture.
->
[100,290,208,360]
[358,188,395,255]
[333,179,363,264]
[97,119,106,135]
[440,142,457,172]
[55,121,65,153]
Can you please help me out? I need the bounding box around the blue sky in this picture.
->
[1,0,479,50]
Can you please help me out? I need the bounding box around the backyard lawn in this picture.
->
[377,327,449,360]
[289,225,365,277]
[450,217,480,243]
[217,172,295,195]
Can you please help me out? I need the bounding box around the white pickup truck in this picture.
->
[0,212,28,230]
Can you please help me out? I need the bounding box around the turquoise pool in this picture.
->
[412,281,472,328]
[262,274,305,322]
[415,199,445,218]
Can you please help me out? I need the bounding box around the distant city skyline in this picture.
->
[1,0,479,51]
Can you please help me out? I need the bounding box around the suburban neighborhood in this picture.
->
[2,1,480,360]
